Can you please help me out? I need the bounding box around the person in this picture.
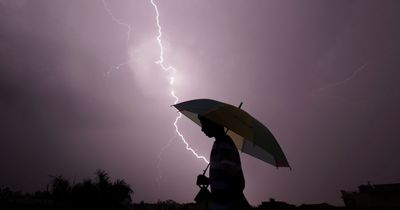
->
[197,115,250,210]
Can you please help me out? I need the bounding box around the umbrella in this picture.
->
[173,98,290,168]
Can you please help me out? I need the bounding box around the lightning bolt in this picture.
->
[101,0,132,74]
[149,0,209,164]
[312,62,369,95]
[155,133,176,188]
[102,0,209,193]
[102,0,132,43]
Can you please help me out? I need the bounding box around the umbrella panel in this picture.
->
[175,99,290,168]
[180,110,286,167]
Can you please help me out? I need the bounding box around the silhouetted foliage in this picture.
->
[0,169,133,210]
[51,175,71,204]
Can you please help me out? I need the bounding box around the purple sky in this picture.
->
[1,0,400,206]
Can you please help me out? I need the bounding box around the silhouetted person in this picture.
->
[197,115,250,210]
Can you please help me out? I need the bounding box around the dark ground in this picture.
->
[1,170,398,210]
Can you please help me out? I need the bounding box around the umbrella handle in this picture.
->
[203,101,243,175]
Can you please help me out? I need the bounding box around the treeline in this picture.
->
[0,170,133,210]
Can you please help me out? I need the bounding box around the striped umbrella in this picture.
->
[173,99,290,168]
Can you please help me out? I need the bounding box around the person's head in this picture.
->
[198,115,225,138]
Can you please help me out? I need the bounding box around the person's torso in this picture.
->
[209,135,245,193]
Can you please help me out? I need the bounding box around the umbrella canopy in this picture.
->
[173,99,290,168]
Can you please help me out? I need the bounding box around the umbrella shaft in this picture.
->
[203,164,210,175]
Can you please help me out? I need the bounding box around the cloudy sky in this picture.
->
[1,0,400,206]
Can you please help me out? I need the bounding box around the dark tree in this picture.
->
[1,170,134,210]
[50,176,71,205]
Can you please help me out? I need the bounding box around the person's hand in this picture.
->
[196,174,209,187]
